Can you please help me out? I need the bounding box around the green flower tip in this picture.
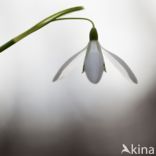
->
[90,27,98,40]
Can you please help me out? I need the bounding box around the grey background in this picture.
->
[0,0,156,155]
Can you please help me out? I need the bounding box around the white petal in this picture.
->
[84,41,105,84]
[53,46,87,82]
[101,46,138,84]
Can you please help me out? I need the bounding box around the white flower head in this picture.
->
[53,27,138,84]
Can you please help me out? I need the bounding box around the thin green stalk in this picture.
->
[54,17,95,27]
[0,6,84,53]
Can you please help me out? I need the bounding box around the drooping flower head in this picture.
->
[53,27,138,84]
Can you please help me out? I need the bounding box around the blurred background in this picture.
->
[0,0,156,155]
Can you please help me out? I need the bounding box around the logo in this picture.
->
[121,144,155,155]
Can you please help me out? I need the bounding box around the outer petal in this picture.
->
[84,41,105,84]
[101,46,138,84]
[53,46,87,82]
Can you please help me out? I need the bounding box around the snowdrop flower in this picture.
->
[0,6,138,84]
[53,27,138,84]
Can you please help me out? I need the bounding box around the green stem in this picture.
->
[0,6,84,53]
[54,17,95,27]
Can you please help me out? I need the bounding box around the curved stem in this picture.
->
[0,6,84,53]
[54,17,95,27]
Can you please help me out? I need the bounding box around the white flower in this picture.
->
[53,27,138,84]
